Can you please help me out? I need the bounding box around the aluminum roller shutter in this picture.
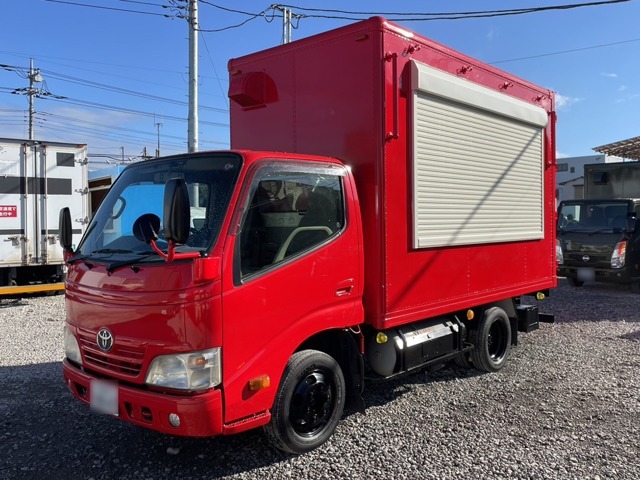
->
[410,60,549,249]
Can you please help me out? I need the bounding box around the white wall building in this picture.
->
[556,154,623,202]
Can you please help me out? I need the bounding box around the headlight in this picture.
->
[611,241,626,269]
[556,239,564,265]
[145,348,221,391]
[64,326,82,365]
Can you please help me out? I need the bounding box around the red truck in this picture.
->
[60,17,556,454]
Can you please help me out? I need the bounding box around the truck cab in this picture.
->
[557,199,640,290]
[62,150,364,448]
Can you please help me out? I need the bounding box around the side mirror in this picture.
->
[59,207,73,252]
[163,178,191,244]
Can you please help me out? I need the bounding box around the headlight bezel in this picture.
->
[145,348,221,392]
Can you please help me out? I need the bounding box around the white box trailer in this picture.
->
[0,138,88,293]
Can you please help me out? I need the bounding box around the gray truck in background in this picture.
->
[557,162,640,291]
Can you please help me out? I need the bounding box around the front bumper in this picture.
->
[63,359,223,437]
[557,265,632,284]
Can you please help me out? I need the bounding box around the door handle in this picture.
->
[335,279,354,297]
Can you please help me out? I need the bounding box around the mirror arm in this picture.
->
[149,239,200,263]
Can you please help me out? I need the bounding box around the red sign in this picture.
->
[0,206,17,217]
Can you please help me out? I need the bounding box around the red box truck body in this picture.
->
[228,17,557,329]
[61,18,556,454]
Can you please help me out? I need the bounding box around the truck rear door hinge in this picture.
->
[75,187,89,195]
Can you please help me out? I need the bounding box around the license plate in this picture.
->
[90,380,119,416]
[577,267,596,282]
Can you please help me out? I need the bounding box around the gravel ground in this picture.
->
[1,279,639,480]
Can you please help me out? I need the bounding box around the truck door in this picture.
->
[221,162,362,423]
[0,142,28,272]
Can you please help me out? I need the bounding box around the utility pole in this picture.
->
[272,5,299,44]
[27,59,43,140]
[155,121,162,157]
[188,0,199,153]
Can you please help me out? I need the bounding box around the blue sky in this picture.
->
[1,0,638,169]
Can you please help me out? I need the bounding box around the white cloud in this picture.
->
[601,73,618,78]
[555,93,583,110]
[618,85,627,92]
[615,93,640,104]
[556,151,569,159]
[486,28,496,41]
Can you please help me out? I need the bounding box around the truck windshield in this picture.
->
[558,201,630,233]
[78,154,242,256]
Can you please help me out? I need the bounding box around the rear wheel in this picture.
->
[264,350,345,454]
[454,352,474,368]
[470,307,512,373]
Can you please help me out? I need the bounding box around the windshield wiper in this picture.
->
[92,248,134,254]
[67,253,93,265]
[106,253,155,274]
[588,228,614,236]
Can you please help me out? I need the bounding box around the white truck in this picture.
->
[0,138,88,294]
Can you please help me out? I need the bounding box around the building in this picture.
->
[556,154,623,202]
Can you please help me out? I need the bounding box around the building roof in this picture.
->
[559,176,584,186]
[593,136,640,161]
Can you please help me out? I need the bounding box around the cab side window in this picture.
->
[238,169,345,279]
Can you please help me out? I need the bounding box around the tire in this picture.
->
[567,276,584,287]
[470,307,512,373]
[454,352,474,368]
[264,350,345,454]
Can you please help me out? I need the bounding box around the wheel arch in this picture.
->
[297,328,365,411]
[472,300,518,346]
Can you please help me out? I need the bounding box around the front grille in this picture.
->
[77,328,146,377]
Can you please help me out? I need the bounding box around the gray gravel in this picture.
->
[1,280,639,479]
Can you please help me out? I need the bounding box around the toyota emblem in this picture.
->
[582,255,590,262]
[96,328,114,352]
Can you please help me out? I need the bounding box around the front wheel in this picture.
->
[470,307,512,373]
[264,350,345,454]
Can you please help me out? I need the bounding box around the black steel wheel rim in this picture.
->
[488,321,508,361]
[289,370,335,437]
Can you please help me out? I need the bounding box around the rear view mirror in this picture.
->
[59,207,73,252]
[132,213,161,244]
[163,178,191,244]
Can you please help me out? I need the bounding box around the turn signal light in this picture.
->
[466,309,475,321]
[248,375,271,391]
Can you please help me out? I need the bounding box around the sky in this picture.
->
[1,0,639,170]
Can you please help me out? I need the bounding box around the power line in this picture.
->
[275,1,630,21]
[0,89,229,128]
[39,69,228,113]
[44,0,175,17]
[200,32,229,108]
[490,37,640,64]
[196,6,270,32]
